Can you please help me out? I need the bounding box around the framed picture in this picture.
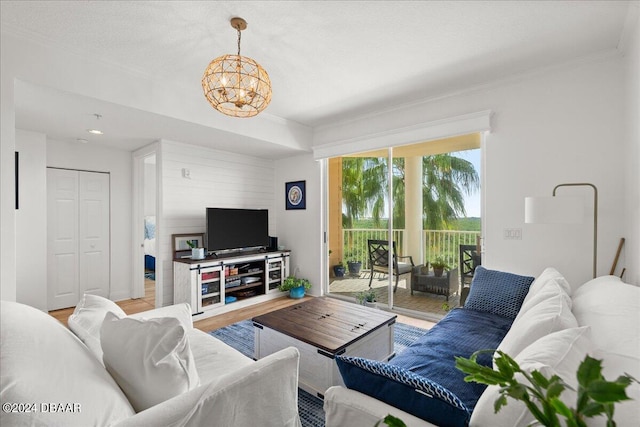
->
[172,233,205,259]
[285,180,306,210]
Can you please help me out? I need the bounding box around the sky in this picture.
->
[456,149,481,218]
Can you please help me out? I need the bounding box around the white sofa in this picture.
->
[324,269,640,427]
[0,296,301,427]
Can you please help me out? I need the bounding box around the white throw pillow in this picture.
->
[471,326,593,427]
[515,276,572,322]
[68,293,127,360]
[572,277,640,360]
[528,267,572,297]
[497,285,577,358]
[101,312,200,412]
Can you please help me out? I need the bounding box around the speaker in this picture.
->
[268,236,278,251]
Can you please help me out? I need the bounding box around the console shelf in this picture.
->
[173,250,290,317]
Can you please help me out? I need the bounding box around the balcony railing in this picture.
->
[342,228,480,270]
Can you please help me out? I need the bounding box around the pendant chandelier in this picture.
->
[202,17,272,118]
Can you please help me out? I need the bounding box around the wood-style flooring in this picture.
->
[48,277,435,332]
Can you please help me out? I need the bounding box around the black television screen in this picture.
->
[206,208,269,252]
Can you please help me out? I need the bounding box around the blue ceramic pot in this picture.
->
[289,286,306,299]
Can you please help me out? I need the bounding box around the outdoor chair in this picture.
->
[459,244,482,305]
[367,239,415,293]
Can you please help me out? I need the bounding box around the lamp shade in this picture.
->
[524,196,584,224]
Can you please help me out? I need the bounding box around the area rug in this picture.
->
[209,318,428,427]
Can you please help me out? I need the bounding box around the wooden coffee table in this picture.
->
[252,297,397,398]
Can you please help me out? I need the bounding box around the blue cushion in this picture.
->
[391,308,512,411]
[336,356,470,427]
[464,266,534,319]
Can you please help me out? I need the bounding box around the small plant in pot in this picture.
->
[356,288,377,308]
[333,260,346,278]
[431,256,449,277]
[185,239,205,260]
[278,276,311,299]
[346,250,362,277]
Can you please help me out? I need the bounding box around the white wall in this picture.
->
[314,54,629,288]
[47,139,133,301]
[274,154,324,296]
[622,4,639,285]
[15,129,47,310]
[0,28,310,303]
[158,140,276,305]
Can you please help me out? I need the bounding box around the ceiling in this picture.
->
[1,1,634,157]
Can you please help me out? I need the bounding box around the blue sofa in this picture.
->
[333,267,535,427]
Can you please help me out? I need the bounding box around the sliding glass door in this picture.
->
[326,134,482,319]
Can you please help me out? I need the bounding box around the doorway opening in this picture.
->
[133,144,160,308]
[327,133,482,321]
[141,154,157,306]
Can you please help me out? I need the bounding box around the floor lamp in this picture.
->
[525,183,598,278]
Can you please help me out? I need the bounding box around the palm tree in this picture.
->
[422,154,479,229]
[341,152,479,230]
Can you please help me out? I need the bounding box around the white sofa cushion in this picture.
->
[188,329,254,384]
[516,267,572,319]
[101,312,200,412]
[497,283,577,358]
[68,295,194,363]
[112,347,302,427]
[0,301,135,426]
[572,276,640,427]
[471,326,593,427]
[572,275,639,357]
[68,293,127,360]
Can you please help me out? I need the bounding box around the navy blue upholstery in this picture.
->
[391,308,513,412]
[336,267,532,425]
[464,266,534,319]
[336,355,470,427]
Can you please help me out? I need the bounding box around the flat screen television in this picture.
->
[206,208,269,252]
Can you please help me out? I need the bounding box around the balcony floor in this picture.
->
[329,270,461,321]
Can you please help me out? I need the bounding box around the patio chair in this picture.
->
[459,244,481,305]
[367,239,415,293]
[459,244,481,286]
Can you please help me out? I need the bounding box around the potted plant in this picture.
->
[185,239,205,260]
[333,261,346,278]
[456,350,637,427]
[420,262,430,275]
[278,275,311,299]
[431,256,449,277]
[356,288,377,308]
[346,250,362,277]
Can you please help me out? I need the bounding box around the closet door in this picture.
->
[47,169,80,310]
[47,169,110,310]
[78,171,110,297]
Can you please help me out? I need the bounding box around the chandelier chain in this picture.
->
[237,28,241,56]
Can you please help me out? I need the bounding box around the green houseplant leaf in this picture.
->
[455,351,637,427]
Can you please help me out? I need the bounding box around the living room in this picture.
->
[2,1,638,309]
[1,2,639,425]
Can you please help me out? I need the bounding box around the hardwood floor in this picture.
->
[48,275,434,332]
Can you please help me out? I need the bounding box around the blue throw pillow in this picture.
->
[464,266,534,319]
[336,356,470,427]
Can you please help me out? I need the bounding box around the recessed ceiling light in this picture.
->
[76,138,89,143]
